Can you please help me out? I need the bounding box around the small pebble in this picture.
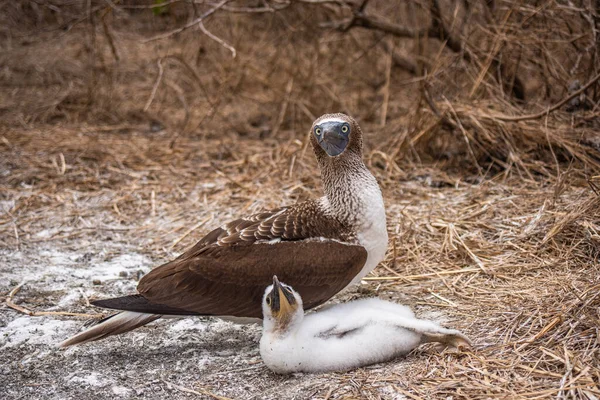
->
[92,279,101,285]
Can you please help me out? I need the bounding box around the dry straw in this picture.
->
[1,0,599,398]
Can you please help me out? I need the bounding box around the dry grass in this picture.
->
[1,0,600,398]
[2,126,599,398]
[371,181,600,399]
[2,1,598,173]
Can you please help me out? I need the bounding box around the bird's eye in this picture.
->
[315,128,322,136]
[341,125,349,133]
[266,297,271,305]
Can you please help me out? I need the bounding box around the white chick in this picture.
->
[260,276,470,374]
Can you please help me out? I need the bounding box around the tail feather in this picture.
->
[59,311,161,347]
[92,294,199,316]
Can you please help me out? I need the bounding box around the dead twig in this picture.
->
[171,216,213,249]
[100,6,119,62]
[516,316,563,351]
[162,379,232,400]
[13,222,19,251]
[380,42,393,126]
[198,20,237,58]
[6,283,103,319]
[484,72,600,122]
[272,78,294,137]
[143,0,231,43]
[144,59,164,112]
[364,267,481,281]
[330,0,471,62]
[422,82,456,128]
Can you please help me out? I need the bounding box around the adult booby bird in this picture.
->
[60,113,388,347]
[260,277,471,374]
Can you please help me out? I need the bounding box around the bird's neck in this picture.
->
[264,312,304,337]
[319,153,381,226]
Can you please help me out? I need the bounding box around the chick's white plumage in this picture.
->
[260,277,470,374]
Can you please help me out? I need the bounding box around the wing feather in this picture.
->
[95,199,367,319]
[138,240,367,318]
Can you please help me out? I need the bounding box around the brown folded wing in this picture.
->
[176,200,351,254]
[137,240,367,318]
[94,199,367,318]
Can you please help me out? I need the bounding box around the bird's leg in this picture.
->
[390,316,471,348]
[345,309,471,348]
[420,330,471,348]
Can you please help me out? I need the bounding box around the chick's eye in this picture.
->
[315,128,322,136]
[266,297,271,305]
[341,125,349,133]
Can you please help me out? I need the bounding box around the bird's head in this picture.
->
[262,276,303,334]
[310,113,363,158]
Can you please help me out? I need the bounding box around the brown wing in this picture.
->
[185,208,287,251]
[126,199,361,318]
[137,240,367,318]
[176,200,351,258]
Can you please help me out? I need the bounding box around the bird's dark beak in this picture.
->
[271,275,295,315]
[317,122,349,157]
[272,275,281,287]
